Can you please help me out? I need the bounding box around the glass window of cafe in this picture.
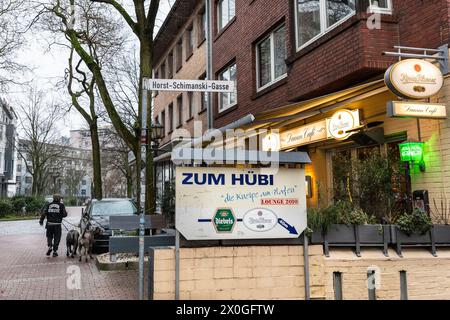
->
[155,161,175,212]
[327,134,408,221]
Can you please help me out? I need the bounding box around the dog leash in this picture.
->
[61,221,70,232]
[62,219,79,228]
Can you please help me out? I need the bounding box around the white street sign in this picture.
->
[143,78,235,93]
[176,167,307,240]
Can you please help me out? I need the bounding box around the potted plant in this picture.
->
[308,202,387,246]
[395,209,433,244]
[432,197,450,244]
[307,205,340,244]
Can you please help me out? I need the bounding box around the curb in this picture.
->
[95,256,149,271]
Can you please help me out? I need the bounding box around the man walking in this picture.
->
[39,194,68,257]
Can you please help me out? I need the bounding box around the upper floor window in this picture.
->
[295,0,355,50]
[218,63,237,112]
[369,0,392,13]
[199,73,207,113]
[177,95,183,127]
[160,64,166,79]
[256,25,287,91]
[168,103,174,133]
[198,8,206,44]
[161,110,166,136]
[176,39,183,71]
[187,92,194,119]
[186,24,194,59]
[168,51,174,78]
[218,0,235,31]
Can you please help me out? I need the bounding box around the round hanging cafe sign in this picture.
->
[385,59,444,100]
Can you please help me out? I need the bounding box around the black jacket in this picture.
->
[40,201,68,224]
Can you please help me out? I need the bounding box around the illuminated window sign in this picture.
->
[399,142,425,162]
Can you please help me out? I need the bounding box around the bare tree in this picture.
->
[17,88,65,196]
[0,0,27,91]
[101,127,134,198]
[40,0,129,200]
[44,0,162,215]
[63,167,86,197]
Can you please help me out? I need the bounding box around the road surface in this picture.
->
[0,207,141,300]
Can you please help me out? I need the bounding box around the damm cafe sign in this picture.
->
[385,58,447,120]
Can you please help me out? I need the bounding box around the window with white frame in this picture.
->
[295,0,356,50]
[218,63,237,112]
[369,0,392,13]
[218,0,235,31]
[257,25,287,90]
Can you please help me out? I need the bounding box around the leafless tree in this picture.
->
[17,87,65,196]
[0,0,28,91]
[63,167,87,197]
[42,0,163,215]
[101,127,134,198]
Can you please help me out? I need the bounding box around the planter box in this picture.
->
[358,225,388,244]
[310,231,324,244]
[396,229,431,245]
[325,225,356,243]
[312,225,388,244]
[433,225,450,244]
[310,224,390,257]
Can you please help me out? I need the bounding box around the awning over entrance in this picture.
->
[172,148,311,165]
[240,78,388,132]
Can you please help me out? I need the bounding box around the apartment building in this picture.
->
[16,139,92,199]
[206,0,450,212]
[152,0,208,204]
[143,0,450,301]
[0,99,18,197]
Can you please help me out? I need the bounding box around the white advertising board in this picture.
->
[176,167,307,240]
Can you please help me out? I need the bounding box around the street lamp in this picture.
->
[150,121,165,151]
[150,121,165,210]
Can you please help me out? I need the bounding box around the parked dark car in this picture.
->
[81,198,138,253]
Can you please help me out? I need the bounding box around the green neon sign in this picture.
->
[399,142,425,162]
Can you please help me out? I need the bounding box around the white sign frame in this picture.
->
[144,78,235,93]
[175,167,307,240]
[274,109,360,151]
[388,101,447,119]
[385,59,444,100]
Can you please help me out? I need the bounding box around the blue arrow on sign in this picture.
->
[278,218,298,235]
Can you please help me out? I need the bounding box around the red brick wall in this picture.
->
[212,0,450,128]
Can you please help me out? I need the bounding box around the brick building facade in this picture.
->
[152,0,208,210]
[148,0,450,301]
[211,0,450,127]
[207,0,450,212]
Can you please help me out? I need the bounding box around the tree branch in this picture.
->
[91,0,139,35]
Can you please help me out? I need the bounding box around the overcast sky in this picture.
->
[6,0,173,138]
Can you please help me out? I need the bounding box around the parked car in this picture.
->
[81,198,138,253]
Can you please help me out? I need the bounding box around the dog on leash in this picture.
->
[78,225,95,262]
[66,229,80,258]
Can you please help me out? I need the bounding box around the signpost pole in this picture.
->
[206,0,214,129]
[303,232,311,300]
[138,88,147,300]
[175,229,180,300]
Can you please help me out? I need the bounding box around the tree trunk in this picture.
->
[125,163,133,198]
[90,121,103,200]
[134,129,142,214]
[141,38,155,215]
[127,174,133,198]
